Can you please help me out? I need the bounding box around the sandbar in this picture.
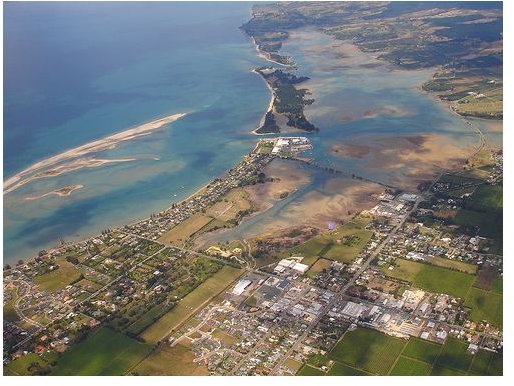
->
[4,113,186,194]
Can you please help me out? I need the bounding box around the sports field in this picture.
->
[383,258,475,298]
[51,327,152,375]
[140,265,242,343]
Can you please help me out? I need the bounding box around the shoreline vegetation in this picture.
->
[252,67,318,134]
[241,2,502,122]
[4,113,186,195]
[245,29,319,135]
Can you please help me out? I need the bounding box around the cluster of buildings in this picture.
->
[369,192,418,221]
[124,152,274,240]
[268,137,312,155]
[2,229,211,363]
[3,140,503,374]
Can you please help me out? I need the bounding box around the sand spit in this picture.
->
[4,113,186,194]
[251,69,277,135]
[25,184,84,201]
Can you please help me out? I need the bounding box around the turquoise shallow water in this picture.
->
[3,5,500,264]
[4,2,270,263]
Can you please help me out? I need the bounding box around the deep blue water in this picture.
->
[3,3,498,264]
[4,2,270,263]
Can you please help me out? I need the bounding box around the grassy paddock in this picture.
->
[51,327,152,375]
[383,258,475,298]
[428,256,477,274]
[435,338,473,373]
[401,338,442,364]
[464,287,502,326]
[389,356,431,375]
[297,364,325,376]
[133,342,208,375]
[326,362,369,376]
[158,214,213,246]
[33,257,83,292]
[328,328,406,375]
[306,258,332,278]
[140,266,242,343]
[284,216,372,264]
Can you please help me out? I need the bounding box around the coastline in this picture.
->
[251,69,276,135]
[7,23,501,270]
[4,113,187,195]
[250,36,291,68]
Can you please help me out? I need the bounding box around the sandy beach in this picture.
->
[4,113,186,194]
[251,69,277,135]
[250,36,291,68]
[25,184,84,201]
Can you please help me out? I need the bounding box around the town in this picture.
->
[3,139,503,376]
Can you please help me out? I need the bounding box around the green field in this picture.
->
[326,362,368,376]
[430,366,466,376]
[284,216,372,264]
[296,330,501,376]
[469,350,502,375]
[390,357,431,375]
[158,213,213,246]
[328,328,406,375]
[468,185,503,211]
[306,258,332,278]
[383,259,475,298]
[435,338,473,373]
[297,364,326,376]
[401,338,442,364]
[491,277,503,294]
[428,256,477,274]
[51,327,152,375]
[33,257,83,292]
[140,265,242,343]
[464,287,503,326]
[4,352,58,376]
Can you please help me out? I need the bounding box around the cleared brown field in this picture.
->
[133,343,208,375]
[158,213,213,246]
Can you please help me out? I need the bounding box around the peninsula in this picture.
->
[253,67,318,134]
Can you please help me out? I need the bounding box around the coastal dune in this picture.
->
[4,113,187,194]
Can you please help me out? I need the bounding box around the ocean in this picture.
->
[4,2,269,263]
[3,3,500,264]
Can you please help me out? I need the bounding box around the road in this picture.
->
[269,196,423,375]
